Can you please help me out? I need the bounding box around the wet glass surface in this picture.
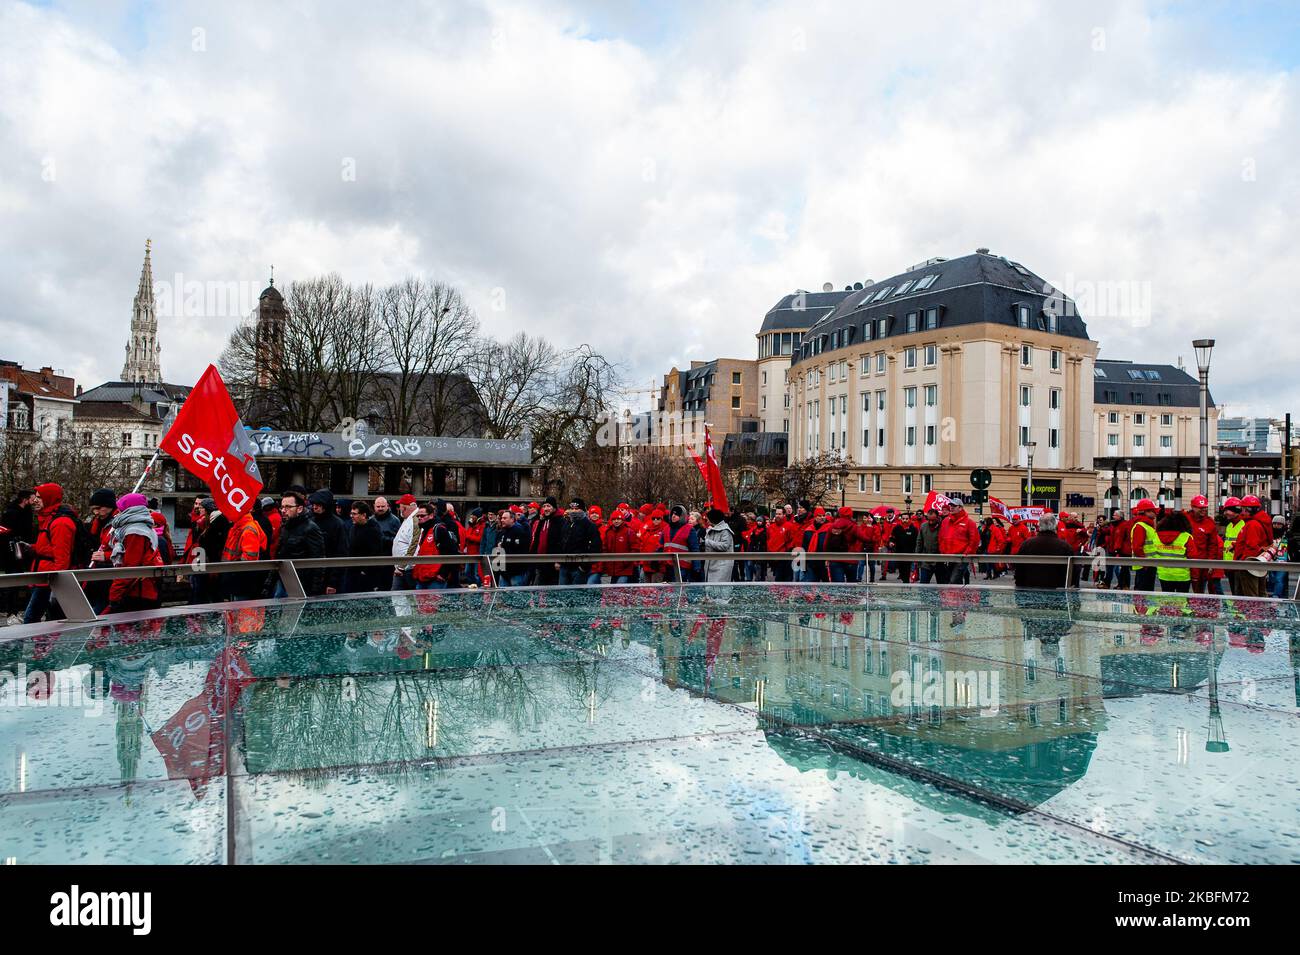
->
[1,585,1296,864]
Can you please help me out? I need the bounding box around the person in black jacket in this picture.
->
[528,497,565,585]
[494,508,532,586]
[1014,513,1075,589]
[194,499,229,604]
[2,488,39,619]
[309,488,349,594]
[275,491,326,596]
[345,500,386,593]
[560,497,602,585]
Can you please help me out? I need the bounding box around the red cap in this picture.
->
[396,494,416,506]
[639,503,654,514]
[1241,494,1262,507]
[1134,498,1157,512]
[1223,496,1242,509]
[1189,495,1209,509]
[529,501,540,510]
[651,508,667,519]
[509,504,523,514]
[813,506,826,517]
[588,505,602,517]
[838,506,853,518]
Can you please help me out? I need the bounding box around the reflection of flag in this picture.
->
[160,365,262,521]
[150,648,253,798]
[702,426,730,513]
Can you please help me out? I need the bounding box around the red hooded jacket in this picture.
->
[30,483,78,586]
[938,508,980,555]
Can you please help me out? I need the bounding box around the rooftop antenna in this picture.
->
[269,264,274,287]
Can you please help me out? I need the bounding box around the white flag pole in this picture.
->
[131,448,163,495]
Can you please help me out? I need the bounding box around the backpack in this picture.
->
[41,505,98,569]
[826,524,849,553]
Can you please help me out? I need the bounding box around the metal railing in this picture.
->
[1,549,1295,625]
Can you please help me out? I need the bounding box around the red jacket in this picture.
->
[987,524,1007,555]
[1008,521,1031,554]
[266,508,282,558]
[31,501,78,585]
[1110,519,1132,557]
[601,523,638,577]
[108,533,163,606]
[1234,510,1274,561]
[938,509,980,555]
[765,520,789,553]
[1185,512,1224,579]
[462,520,484,556]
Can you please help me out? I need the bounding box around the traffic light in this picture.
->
[970,489,988,504]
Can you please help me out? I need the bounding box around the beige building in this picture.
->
[1092,359,1220,512]
[755,289,849,433]
[786,251,1100,514]
[657,358,760,446]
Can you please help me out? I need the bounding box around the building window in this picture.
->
[924,384,937,407]
[923,474,933,492]
[732,371,742,385]
[905,387,917,408]
[925,424,936,446]
[1107,411,1118,424]
[1134,412,1145,426]
[924,307,939,330]
[904,347,916,369]
[873,474,881,493]
[924,344,937,366]
[1019,426,1030,446]
[122,432,132,447]
[877,319,887,339]
[876,352,886,374]
[860,356,869,377]
[761,371,767,385]
[863,322,873,342]
[761,396,767,410]
[1020,385,1032,407]
[1017,305,1031,328]
[1049,388,1061,410]
[1020,345,1032,367]
[1134,434,1145,448]
[1049,428,1059,449]
[876,390,886,412]
[1108,433,1119,448]
[877,428,885,447]
[858,473,867,492]
[862,392,870,412]
[1161,413,1173,427]
[906,426,916,447]
[839,360,847,380]
[731,396,741,409]
[1160,435,1173,449]
[1050,349,1061,370]
[906,311,919,333]
[903,474,913,494]
[862,428,870,448]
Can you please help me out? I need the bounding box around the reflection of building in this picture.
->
[785,250,1099,512]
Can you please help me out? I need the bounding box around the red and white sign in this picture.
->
[161,365,263,521]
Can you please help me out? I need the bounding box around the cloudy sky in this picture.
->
[1,0,1296,415]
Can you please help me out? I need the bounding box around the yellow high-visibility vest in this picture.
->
[1224,520,1245,559]
[1131,521,1158,570]
[1154,531,1192,582]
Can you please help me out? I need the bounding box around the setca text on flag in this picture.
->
[160,364,263,521]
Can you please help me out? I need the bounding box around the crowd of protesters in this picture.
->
[2,480,1296,624]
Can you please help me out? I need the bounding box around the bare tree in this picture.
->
[764,451,845,509]
[531,345,623,490]
[373,279,478,435]
[467,332,557,439]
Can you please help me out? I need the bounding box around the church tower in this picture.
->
[121,239,162,383]
[254,268,286,388]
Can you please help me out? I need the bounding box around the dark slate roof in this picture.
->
[259,283,283,302]
[721,430,788,466]
[672,360,719,403]
[759,290,854,333]
[790,252,1090,367]
[77,381,191,404]
[1093,360,1211,408]
[73,400,157,422]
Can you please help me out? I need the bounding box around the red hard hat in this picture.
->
[1222,496,1242,509]
[1134,498,1157,512]
[1189,495,1209,509]
[1240,494,1262,508]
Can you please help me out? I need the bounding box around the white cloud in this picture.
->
[0,0,1294,414]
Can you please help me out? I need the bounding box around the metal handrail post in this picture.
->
[278,560,307,600]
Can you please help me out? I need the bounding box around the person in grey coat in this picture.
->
[703,509,735,583]
[917,509,943,583]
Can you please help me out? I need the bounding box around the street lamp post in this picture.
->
[1194,339,1215,499]
[1026,441,1037,507]
[838,465,849,509]
[1125,458,1133,512]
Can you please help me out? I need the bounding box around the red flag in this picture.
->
[161,365,263,521]
[150,648,253,798]
[702,426,730,513]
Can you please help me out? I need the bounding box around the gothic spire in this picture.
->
[121,238,162,383]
